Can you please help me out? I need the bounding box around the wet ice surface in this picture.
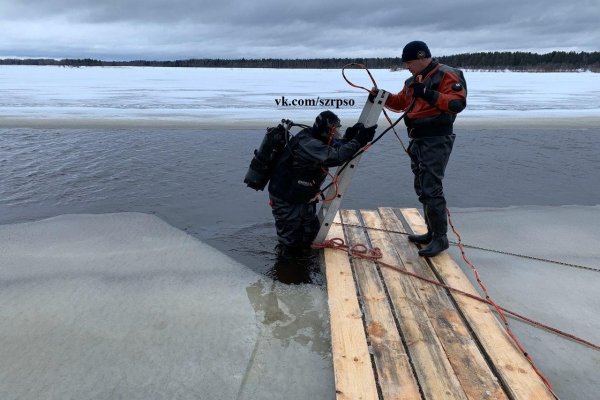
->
[0,213,334,400]
[446,206,600,400]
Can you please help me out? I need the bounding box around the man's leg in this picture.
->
[301,201,320,247]
[407,139,432,244]
[414,135,455,257]
[270,195,307,251]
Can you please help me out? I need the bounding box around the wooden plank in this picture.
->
[374,208,508,400]
[340,210,421,400]
[324,213,379,400]
[357,210,469,400]
[400,208,555,400]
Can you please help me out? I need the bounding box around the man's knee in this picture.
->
[418,184,444,203]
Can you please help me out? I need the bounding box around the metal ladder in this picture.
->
[314,90,389,242]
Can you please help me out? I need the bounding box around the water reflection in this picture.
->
[245,279,331,356]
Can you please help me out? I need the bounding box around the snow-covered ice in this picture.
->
[0,66,598,127]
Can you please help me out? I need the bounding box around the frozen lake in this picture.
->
[1,66,599,126]
[0,66,599,399]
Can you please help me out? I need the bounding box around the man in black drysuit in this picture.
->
[268,110,376,256]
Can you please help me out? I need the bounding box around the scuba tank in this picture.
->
[244,124,290,191]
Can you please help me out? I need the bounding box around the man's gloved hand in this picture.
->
[343,122,364,142]
[412,82,435,103]
[354,124,377,146]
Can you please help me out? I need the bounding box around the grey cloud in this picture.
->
[3,0,379,24]
[0,0,597,59]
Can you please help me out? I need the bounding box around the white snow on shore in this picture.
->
[0,66,598,126]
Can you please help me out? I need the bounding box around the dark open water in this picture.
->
[1,125,599,278]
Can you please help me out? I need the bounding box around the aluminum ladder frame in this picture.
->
[314,90,389,243]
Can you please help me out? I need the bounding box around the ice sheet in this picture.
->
[446,205,600,399]
[0,213,334,400]
[0,66,598,127]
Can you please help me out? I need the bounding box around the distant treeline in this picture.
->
[1,51,598,72]
[438,51,600,72]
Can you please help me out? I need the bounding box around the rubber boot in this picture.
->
[408,232,432,244]
[418,233,449,257]
[409,209,432,244]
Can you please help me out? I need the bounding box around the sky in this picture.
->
[1,0,598,60]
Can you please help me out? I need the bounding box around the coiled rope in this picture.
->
[312,237,383,260]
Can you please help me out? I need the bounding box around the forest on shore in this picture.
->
[1,51,598,72]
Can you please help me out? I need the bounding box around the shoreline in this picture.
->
[1,116,599,129]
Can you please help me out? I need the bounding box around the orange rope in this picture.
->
[318,167,340,202]
[446,208,559,397]
[341,63,378,92]
[311,237,382,261]
[341,63,409,153]
[315,239,597,399]
[314,237,599,352]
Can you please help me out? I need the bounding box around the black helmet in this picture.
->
[313,110,341,142]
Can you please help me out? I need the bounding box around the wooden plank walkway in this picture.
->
[323,207,555,400]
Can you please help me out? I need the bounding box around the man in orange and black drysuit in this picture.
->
[379,41,467,257]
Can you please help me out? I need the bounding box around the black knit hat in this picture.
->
[401,41,431,62]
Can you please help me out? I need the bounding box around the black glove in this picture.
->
[343,122,364,142]
[412,82,435,103]
[354,124,377,146]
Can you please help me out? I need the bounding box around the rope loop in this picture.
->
[341,63,377,93]
[350,243,368,254]
[311,237,346,250]
[312,237,382,261]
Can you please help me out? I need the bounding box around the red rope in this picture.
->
[315,228,592,400]
[342,63,394,123]
[315,237,599,352]
[311,237,382,261]
[341,63,378,93]
[341,63,409,154]
[318,167,339,202]
[446,207,559,398]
